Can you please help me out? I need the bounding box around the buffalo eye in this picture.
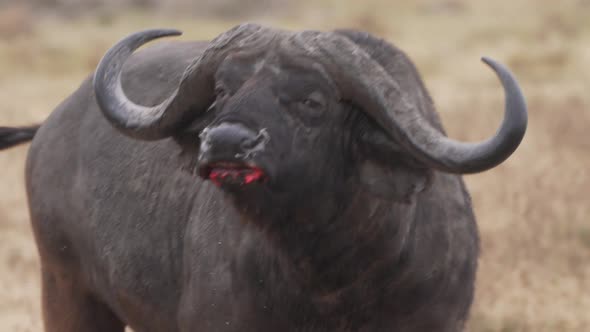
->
[298,91,326,111]
[215,84,228,99]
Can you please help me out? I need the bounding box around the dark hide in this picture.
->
[5,29,485,332]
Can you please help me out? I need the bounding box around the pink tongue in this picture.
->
[209,167,265,186]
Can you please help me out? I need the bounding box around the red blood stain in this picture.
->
[209,167,265,186]
[243,168,265,184]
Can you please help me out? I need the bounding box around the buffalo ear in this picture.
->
[173,108,216,175]
[359,160,430,203]
[355,114,431,202]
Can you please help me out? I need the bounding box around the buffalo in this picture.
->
[0,23,527,331]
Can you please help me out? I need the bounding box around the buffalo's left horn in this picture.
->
[304,33,527,174]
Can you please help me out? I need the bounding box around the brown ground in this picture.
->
[0,1,589,331]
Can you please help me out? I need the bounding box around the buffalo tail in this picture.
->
[0,125,40,150]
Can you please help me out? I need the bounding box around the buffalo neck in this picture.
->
[257,185,418,314]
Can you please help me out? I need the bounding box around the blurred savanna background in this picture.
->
[0,0,588,331]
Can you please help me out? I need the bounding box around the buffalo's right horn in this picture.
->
[93,24,265,141]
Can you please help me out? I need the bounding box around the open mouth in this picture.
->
[198,161,267,186]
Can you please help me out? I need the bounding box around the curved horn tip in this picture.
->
[480,56,496,66]
[118,28,183,45]
[132,28,182,36]
[480,56,513,77]
[145,28,183,37]
[127,28,183,43]
[479,56,527,110]
[480,56,503,71]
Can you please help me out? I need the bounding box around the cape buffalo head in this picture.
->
[93,24,527,219]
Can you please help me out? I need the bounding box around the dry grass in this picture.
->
[0,0,588,331]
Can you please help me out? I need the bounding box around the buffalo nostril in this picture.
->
[237,128,270,159]
[240,128,269,151]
